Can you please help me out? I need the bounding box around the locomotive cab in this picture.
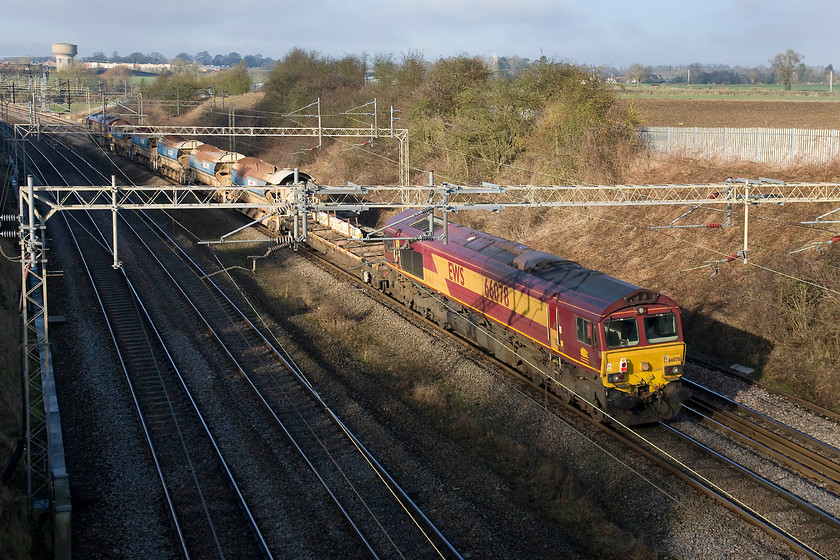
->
[598,292,689,421]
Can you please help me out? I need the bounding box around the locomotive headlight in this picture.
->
[665,365,682,375]
[608,373,626,384]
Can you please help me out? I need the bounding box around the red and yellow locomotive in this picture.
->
[377,209,689,425]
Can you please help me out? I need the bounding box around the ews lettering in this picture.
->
[484,278,510,307]
[448,262,466,286]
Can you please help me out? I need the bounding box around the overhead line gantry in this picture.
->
[23,177,840,267]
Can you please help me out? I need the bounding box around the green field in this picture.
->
[616,83,840,101]
[46,102,100,113]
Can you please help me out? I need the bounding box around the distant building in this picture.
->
[80,61,171,73]
[52,43,77,71]
[489,53,499,78]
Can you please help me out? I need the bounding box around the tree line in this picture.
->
[624,50,831,89]
[81,51,274,69]
[262,48,639,185]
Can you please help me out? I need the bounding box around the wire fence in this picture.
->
[640,126,840,164]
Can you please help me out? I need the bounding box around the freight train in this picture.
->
[86,113,689,426]
[86,113,311,196]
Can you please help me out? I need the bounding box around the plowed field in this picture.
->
[629,98,840,129]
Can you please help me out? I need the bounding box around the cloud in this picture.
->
[3,0,840,67]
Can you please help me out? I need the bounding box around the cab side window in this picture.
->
[576,317,592,345]
[643,312,679,343]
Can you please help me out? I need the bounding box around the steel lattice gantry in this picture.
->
[33,180,840,212]
[17,178,71,559]
[14,176,840,560]
[28,179,840,261]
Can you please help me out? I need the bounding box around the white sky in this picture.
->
[2,0,838,68]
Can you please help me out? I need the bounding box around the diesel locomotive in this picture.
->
[371,209,690,425]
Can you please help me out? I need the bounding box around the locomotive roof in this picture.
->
[385,209,670,318]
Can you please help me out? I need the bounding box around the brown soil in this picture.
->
[629,98,840,129]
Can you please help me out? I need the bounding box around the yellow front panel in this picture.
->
[602,342,686,391]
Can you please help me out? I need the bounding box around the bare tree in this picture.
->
[770,49,804,90]
[625,63,647,85]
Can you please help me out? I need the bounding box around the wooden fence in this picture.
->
[639,126,840,164]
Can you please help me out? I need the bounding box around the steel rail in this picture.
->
[128,208,461,559]
[53,133,459,559]
[663,415,840,532]
[26,136,272,558]
[658,420,834,560]
[684,380,840,494]
[119,212,378,558]
[19,142,190,558]
[687,355,840,424]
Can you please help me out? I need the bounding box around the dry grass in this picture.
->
[464,155,840,411]
[150,87,840,411]
[213,243,662,558]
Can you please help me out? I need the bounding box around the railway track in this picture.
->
[636,420,840,560]
[120,210,461,559]
[8,106,836,558]
[30,130,462,559]
[688,355,840,424]
[22,135,270,558]
[295,219,840,560]
[684,378,840,494]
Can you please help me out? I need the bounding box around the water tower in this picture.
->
[52,43,78,71]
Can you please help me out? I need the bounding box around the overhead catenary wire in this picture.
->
[21,110,840,540]
[266,121,840,301]
[36,98,840,323]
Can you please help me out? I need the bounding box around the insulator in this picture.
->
[706,223,722,228]
[1,230,18,238]
[830,235,840,244]
[725,253,738,263]
[0,214,18,222]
